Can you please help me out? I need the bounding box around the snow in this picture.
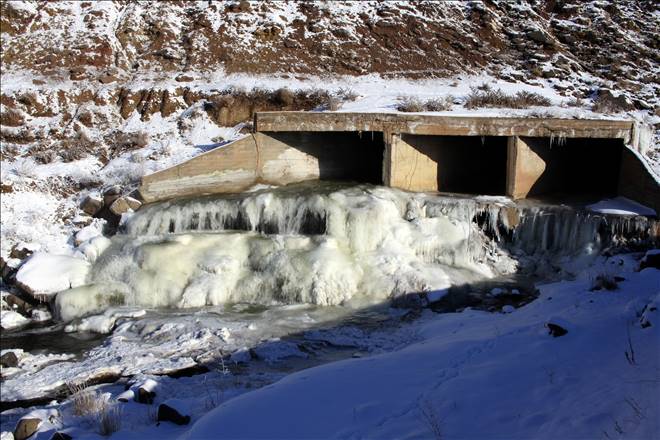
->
[1,252,658,439]
[587,197,657,217]
[184,256,660,440]
[14,252,90,297]
[0,310,30,330]
[64,308,146,334]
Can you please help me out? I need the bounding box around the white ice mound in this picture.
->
[55,186,508,321]
[16,252,90,297]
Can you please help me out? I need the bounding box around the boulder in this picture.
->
[639,250,660,271]
[109,196,141,215]
[102,185,122,206]
[80,196,103,215]
[134,378,158,404]
[546,322,568,337]
[15,253,91,298]
[157,402,191,425]
[0,351,20,368]
[14,417,41,440]
[175,74,194,82]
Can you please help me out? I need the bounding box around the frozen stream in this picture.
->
[1,183,657,433]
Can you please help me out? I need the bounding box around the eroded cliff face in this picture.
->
[1,1,658,86]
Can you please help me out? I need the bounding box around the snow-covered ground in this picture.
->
[1,251,658,439]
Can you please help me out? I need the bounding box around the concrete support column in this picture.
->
[382,130,394,187]
[388,133,439,192]
[506,136,546,199]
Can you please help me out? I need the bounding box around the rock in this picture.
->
[157,403,191,425]
[227,0,251,13]
[175,74,194,82]
[9,243,40,260]
[1,310,30,330]
[117,389,135,402]
[527,29,552,45]
[134,378,158,404]
[639,250,660,271]
[98,73,117,84]
[15,253,91,298]
[69,67,86,81]
[501,305,515,313]
[50,432,73,440]
[0,351,20,368]
[80,195,104,216]
[3,293,34,315]
[546,322,568,337]
[109,196,141,215]
[14,417,41,440]
[137,387,155,404]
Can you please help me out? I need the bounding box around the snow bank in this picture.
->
[15,252,90,297]
[183,259,660,440]
[587,196,657,217]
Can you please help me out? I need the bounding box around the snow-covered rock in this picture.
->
[15,253,90,297]
[0,310,30,330]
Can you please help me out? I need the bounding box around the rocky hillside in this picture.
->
[0,0,659,264]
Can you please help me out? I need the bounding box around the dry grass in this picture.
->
[67,382,122,435]
[590,273,619,291]
[68,382,104,416]
[98,404,122,436]
[465,86,551,109]
[397,96,454,112]
[396,96,425,112]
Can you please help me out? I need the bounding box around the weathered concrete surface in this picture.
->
[506,136,547,199]
[255,112,634,140]
[140,135,259,202]
[618,148,660,215]
[388,134,439,192]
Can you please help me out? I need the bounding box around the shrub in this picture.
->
[68,382,104,416]
[566,96,584,107]
[397,96,454,112]
[98,404,122,436]
[60,131,98,162]
[590,273,619,291]
[465,87,551,109]
[424,96,454,111]
[12,157,37,178]
[396,96,425,112]
[335,87,359,102]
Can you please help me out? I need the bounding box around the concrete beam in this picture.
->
[255,112,634,140]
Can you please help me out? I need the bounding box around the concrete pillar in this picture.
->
[506,136,546,199]
[388,133,439,192]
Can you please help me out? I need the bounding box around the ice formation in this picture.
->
[54,184,658,321]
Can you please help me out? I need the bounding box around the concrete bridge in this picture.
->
[139,112,659,214]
